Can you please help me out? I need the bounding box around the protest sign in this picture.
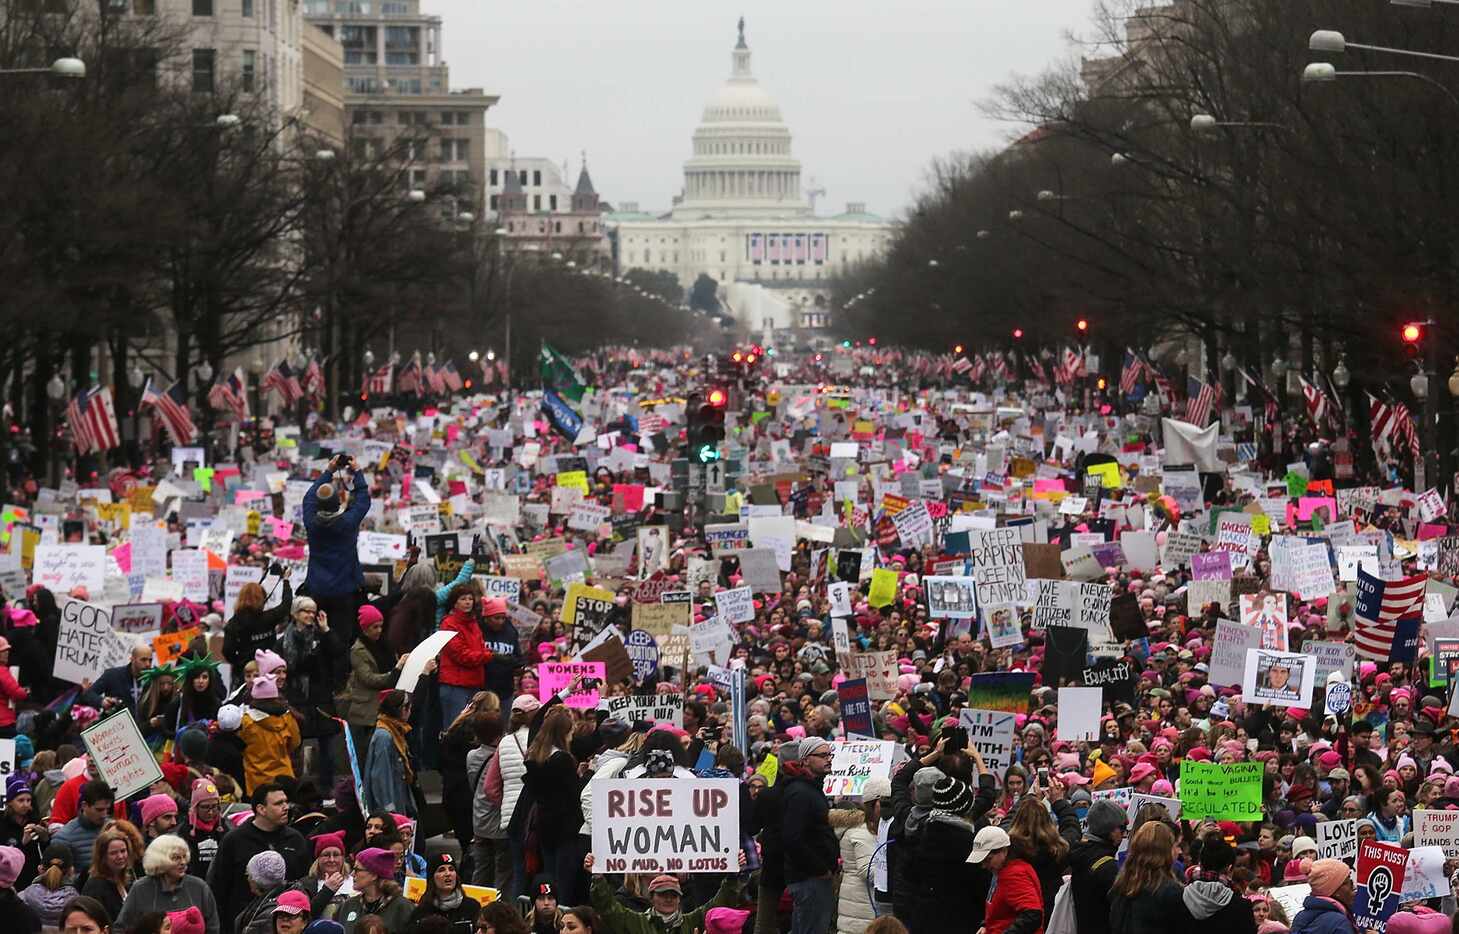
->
[1266,885,1311,924]
[924,575,977,619]
[968,672,1036,713]
[736,549,782,593]
[1186,579,1231,615]
[396,630,457,693]
[1209,619,1261,688]
[849,650,898,700]
[474,575,523,605]
[112,602,164,635]
[1160,531,1203,569]
[537,661,606,708]
[1075,582,1112,637]
[968,527,1026,606]
[54,598,133,685]
[80,710,164,801]
[599,693,684,727]
[153,627,200,666]
[828,581,854,618]
[958,708,1016,783]
[1056,687,1102,741]
[1178,761,1263,820]
[1316,819,1358,862]
[1127,793,1181,825]
[822,740,898,797]
[33,544,106,598]
[1414,809,1459,859]
[837,678,874,738]
[624,630,659,682]
[1239,592,1289,651]
[1242,648,1316,707]
[689,617,736,666]
[1399,846,1450,901]
[1352,838,1407,932]
[591,778,739,874]
[1029,579,1073,630]
[1079,659,1136,704]
[1308,640,1355,685]
[561,582,615,632]
[704,523,750,556]
[714,586,755,625]
[1191,551,1232,581]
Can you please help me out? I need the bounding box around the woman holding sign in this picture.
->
[521,707,584,906]
[1108,823,1190,934]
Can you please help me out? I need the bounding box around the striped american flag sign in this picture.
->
[1185,376,1218,427]
[1353,566,1427,661]
[140,378,197,446]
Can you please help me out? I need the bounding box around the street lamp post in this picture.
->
[1271,355,1289,461]
[1301,62,1459,110]
[128,364,145,465]
[0,58,86,78]
[45,374,66,486]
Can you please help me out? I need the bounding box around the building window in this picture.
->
[549,195,557,211]
[532,170,542,186]
[554,221,561,233]
[490,194,499,210]
[192,0,211,13]
[192,49,215,92]
[489,169,498,185]
[242,0,252,14]
[411,168,427,187]
[578,222,584,233]
[133,0,156,11]
[443,138,467,161]
[240,49,256,91]
[533,194,541,211]
[518,170,527,185]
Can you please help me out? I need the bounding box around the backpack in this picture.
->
[1046,874,1076,934]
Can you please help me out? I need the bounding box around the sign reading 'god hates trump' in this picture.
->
[591,779,740,874]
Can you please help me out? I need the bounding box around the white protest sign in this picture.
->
[1209,620,1261,688]
[224,565,265,619]
[822,740,898,798]
[1057,687,1103,741]
[357,532,407,564]
[958,708,1016,783]
[474,575,523,604]
[1415,809,1459,859]
[1400,846,1451,900]
[396,629,457,693]
[591,778,739,874]
[714,586,755,625]
[848,650,898,700]
[130,525,168,579]
[170,549,209,602]
[1241,648,1316,707]
[828,581,854,618]
[80,709,164,800]
[33,544,106,598]
[968,527,1026,606]
[598,693,684,727]
[1316,819,1357,862]
[569,503,611,533]
[54,598,134,685]
[112,602,165,635]
[1267,885,1310,924]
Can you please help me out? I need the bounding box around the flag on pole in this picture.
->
[1184,376,1218,427]
[395,357,423,397]
[1299,376,1333,429]
[208,369,249,419]
[441,361,463,392]
[261,360,303,406]
[140,378,197,446]
[539,342,586,402]
[363,364,393,397]
[301,354,326,398]
[66,390,96,453]
[1120,349,1143,395]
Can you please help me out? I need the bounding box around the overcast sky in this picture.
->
[430,0,1097,221]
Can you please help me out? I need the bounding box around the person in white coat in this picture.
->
[498,694,538,899]
[836,777,891,934]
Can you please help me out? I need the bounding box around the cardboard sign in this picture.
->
[598,693,684,726]
[968,527,1026,607]
[80,710,165,801]
[152,627,201,666]
[54,598,133,685]
[591,778,740,874]
[1414,809,1459,859]
[848,650,898,700]
[1352,838,1407,932]
[1242,648,1316,707]
[112,602,164,635]
[714,586,756,625]
[1178,761,1263,820]
[1056,687,1102,741]
[822,740,897,798]
[537,661,606,709]
[958,708,1016,783]
[561,582,615,635]
[1316,818,1357,862]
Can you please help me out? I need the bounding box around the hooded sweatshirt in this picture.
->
[237,699,301,794]
[1182,880,1257,934]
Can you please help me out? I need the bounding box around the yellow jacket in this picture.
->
[239,707,301,794]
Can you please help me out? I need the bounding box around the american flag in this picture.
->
[362,364,393,397]
[969,355,986,383]
[990,352,1010,382]
[424,362,447,395]
[1120,349,1144,395]
[207,368,249,419]
[1299,376,1333,429]
[67,387,121,453]
[950,356,972,375]
[638,412,666,435]
[1353,566,1427,661]
[1027,355,1048,384]
[395,358,424,396]
[440,361,463,392]
[1240,368,1280,430]
[261,360,303,405]
[1185,376,1218,427]
[140,378,196,446]
[301,354,326,398]
[1369,393,1419,459]
[1059,347,1082,384]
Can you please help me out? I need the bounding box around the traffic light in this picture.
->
[687,389,727,464]
[1076,318,1089,333]
[1402,322,1423,358]
[954,344,965,355]
[1012,328,1024,340]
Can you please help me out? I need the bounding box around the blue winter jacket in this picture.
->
[303,470,371,598]
[1290,896,1358,934]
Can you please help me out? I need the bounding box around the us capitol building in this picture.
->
[607,20,894,340]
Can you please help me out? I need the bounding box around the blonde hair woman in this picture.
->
[114,834,221,934]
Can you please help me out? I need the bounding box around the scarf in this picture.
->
[927,809,974,830]
[434,888,464,911]
[651,908,683,929]
[377,713,415,785]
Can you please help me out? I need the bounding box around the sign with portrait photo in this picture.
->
[1241,648,1315,707]
[924,575,977,619]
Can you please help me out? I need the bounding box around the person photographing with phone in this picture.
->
[302,454,371,656]
[223,564,294,684]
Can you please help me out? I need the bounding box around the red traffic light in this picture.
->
[1402,322,1423,343]
[868,337,877,346]
[1076,318,1089,332]
[1012,329,1024,339]
[707,388,727,407]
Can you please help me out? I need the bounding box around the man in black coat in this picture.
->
[780,737,838,934]
[206,782,310,934]
[1067,799,1127,934]
[81,643,153,716]
[479,598,522,703]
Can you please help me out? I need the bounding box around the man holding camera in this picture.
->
[302,454,371,653]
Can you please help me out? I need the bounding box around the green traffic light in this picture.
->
[696,444,721,463]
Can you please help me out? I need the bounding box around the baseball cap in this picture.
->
[273,891,311,917]
[966,825,1011,864]
[648,874,682,894]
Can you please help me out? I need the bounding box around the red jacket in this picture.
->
[437,611,494,689]
[984,857,1044,934]
[0,667,26,728]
